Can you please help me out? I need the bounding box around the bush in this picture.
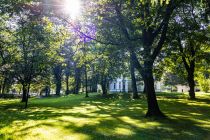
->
[199,79,210,93]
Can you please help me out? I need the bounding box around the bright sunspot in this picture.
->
[64,0,81,20]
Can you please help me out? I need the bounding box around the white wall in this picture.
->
[176,85,189,93]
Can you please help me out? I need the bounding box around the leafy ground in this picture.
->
[0,92,210,140]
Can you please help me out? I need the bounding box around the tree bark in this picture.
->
[53,65,62,96]
[143,64,165,117]
[130,52,139,99]
[55,80,61,96]
[85,65,89,97]
[91,75,98,92]
[143,85,146,94]
[21,84,27,102]
[101,75,107,96]
[24,84,30,109]
[187,71,195,99]
[45,86,50,97]
[74,66,81,94]
[1,78,6,94]
[0,84,1,94]
[65,75,70,95]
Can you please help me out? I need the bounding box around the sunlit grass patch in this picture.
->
[0,92,210,140]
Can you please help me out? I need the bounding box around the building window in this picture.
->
[114,83,116,89]
[119,82,121,89]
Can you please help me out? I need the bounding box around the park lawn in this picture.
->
[0,92,210,140]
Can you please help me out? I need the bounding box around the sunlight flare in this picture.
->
[63,0,81,20]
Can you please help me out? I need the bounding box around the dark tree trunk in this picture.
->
[85,65,89,97]
[53,65,62,96]
[21,84,27,102]
[65,62,71,95]
[1,78,6,94]
[25,92,28,109]
[45,86,50,97]
[143,64,165,117]
[56,81,61,96]
[74,66,81,94]
[91,76,98,92]
[24,84,30,109]
[101,75,107,96]
[130,53,139,99]
[65,75,70,95]
[187,71,195,99]
[143,85,146,94]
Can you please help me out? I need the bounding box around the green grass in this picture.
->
[0,92,210,140]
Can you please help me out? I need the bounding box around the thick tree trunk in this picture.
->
[21,84,27,102]
[1,78,6,94]
[53,65,62,96]
[101,75,107,96]
[85,65,89,97]
[143,85,146,94]
[56,81,61,96]
[187,71,195,99]
[24,84,30,109]
[130,54,139,99]
[45,86,50,97]
[74,66,81,94]
[65,75,70,95]
[143,65,165,117]
[91,76,98,92]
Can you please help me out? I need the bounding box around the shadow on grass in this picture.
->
[0,93,210,140]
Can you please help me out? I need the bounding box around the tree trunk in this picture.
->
[187,71,195,99]
[101,75,107,96]
[45,86,50,97]
[25,84,30,109]
[91,76,98,92]
[65,75,70,95]
[21,84,27,102]
[1,78,6,94]
[53,65,62,96]
[56,81,61,96]
[130,54,139,99]
[143,85,146,94]
[0,84,1,94]
[143,65,165,117]
[74,66,81,94]
[85,65,89,97]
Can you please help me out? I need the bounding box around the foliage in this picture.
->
[197,74,210,93]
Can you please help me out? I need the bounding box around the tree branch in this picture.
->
[177,36,190,72]
[151,0,176,61]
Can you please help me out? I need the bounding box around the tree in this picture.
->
[0,15,16,94]
[85,0,181,117]
[169,1,209,99]
[11,7,66,107]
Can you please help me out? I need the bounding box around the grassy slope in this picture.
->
[0,92,210,140]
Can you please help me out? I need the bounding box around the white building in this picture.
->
[109,76,164,93]
[176,85,189,93]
